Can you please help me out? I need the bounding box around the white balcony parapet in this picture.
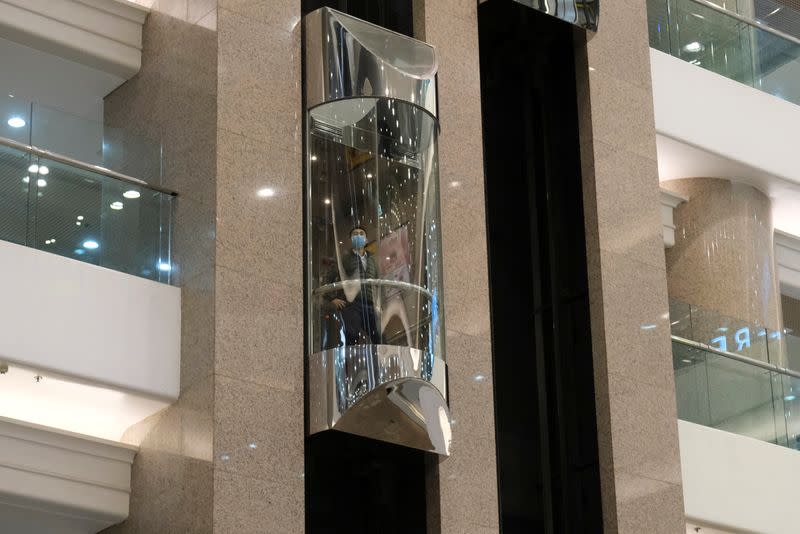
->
[0,416,136,533]
[0,240,180,441]
[775,230,800,299]
[660,188,687,248]
[0,0,148,78]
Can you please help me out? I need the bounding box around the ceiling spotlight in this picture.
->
[38,166,49,175]
[76,221,82,226]
[257,187,275,198]
[157,262,172,272]
[7,117,25,128]
[366,173,374,179]
[22,176,29,183]
[77,215,84,221]
[28,164,39,173]
[310,155,318,161]
[110,201,124,210]
[683,41,704,53]
[36,179,46,187]
[123,190,141,199]
[324,198,331,205]
[83,240,99,250]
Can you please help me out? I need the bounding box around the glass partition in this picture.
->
[672,336,800,450]
[307,97,443,361]
[647,0,800,107]
[0,93,172,282]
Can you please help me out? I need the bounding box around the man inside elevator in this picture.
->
[328,225,381,345]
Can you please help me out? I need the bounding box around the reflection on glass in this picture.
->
[0,149,173,282]
[647,0,800,107]
[307,97,443,360]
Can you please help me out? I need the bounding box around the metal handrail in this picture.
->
[672,335,800,380]
[314,278,433,299]
[0,135,177,196]
[689,0,800,48]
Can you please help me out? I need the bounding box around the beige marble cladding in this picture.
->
[416,1,499,532]
[103,3,218,533]
[663,178,782,361]
[104,0,305,532]
[212,2,304,532]
[576,0,686,530]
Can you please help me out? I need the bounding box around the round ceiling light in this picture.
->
[7,117,25,128]
[123,190,141,199]
[83,240,99,250]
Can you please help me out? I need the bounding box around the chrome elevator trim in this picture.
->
[304,7,438,117]
[308,345,450,455]
[513,0,599,31]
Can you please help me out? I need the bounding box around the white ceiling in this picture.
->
[656,133,800,238]
[0,36,124,121]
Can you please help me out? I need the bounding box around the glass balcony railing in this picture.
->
[0,95,174,283]
[673,336,800,450]
[647,0,800,106]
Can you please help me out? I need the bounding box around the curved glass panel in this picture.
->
[307,97,443,363]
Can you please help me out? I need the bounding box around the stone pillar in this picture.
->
[416,1,500,533]
[575,0,686,531]
[663,178,782,362]
[102,0,304,531]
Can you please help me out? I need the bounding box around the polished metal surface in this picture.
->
[308,344,450,455]
[0,135,176,196]
[513,0,599,31]
[304,7,438,117]
[672,335,800,379]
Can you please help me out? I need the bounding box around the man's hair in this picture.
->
[350,225,368,236]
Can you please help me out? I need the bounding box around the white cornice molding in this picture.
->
[0,0,147,78]
[775,230,800,300]
[0,416,137,533]
[661,188,688,248]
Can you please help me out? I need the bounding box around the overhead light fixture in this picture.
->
[324,198,331,205]
[257,187,275,198]
[22,176,29,184]
[123,190,141,199]
[77,215,84,221]
[38,166,49,175]
[310,155,318,161]
[28,164,39,173]
[7,117,26,128]
[110,201,124,210]
[683,41,704,53]
[157,262,172,272]
[82,240,99,250]
[36,178,46,187]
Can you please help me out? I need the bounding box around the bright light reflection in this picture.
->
[257,187,275,197]
[7,117,25,128]
[123,190,141,199]
[157,262,172,272]
[83,240,99,250]
[110,201,124,210]
[28,164,39,173]
[37,178,46,187]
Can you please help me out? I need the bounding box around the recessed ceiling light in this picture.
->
[123,190,141,199]
[82,240,99,250]
[324,198,331,205]
[77,215,84,221]
[366,173,373,178]
[38,166,49,175]
[28,164,39,173]
[683,41,704,53]
[76,221,82,226]
[22,176,29,183]
[257,187,275,198]
[7,117,25,128]
[110,201,124,210]
[36,178,46,187]
[157,262,172,272]
[310,155,318,161]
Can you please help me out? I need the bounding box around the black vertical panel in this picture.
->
[302,2,429,533]
[478,2,603,532]
[301,0,414,37]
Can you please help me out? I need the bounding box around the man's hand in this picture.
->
[331,298,347,310]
